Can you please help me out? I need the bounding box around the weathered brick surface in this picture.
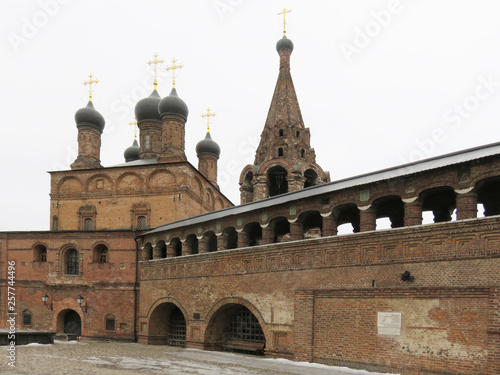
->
[49,162,231,231]
[138,216,500,373]
[0,231,138,340]
[308,288,490,374]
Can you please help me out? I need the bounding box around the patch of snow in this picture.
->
[261,358,400,375]
[54,340,84,345]
[82,357,113,366]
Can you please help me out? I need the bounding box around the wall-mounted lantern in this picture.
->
[76,294,87,313]
[41,293,53,311]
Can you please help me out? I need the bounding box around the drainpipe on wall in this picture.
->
[133,232,139,343]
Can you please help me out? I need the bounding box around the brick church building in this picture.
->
[1,27,499,375]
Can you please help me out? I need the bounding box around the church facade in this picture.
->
[1,28,499,375]
[0,64,232,341]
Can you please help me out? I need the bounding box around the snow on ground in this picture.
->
[4,341,400,375]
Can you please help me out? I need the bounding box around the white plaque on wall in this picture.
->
[377,312,402,336]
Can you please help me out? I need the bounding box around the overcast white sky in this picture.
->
[1,0,499,231]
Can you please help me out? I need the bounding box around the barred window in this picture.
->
[84,218,93,231]
[40,247,47,262]
[137,216,147,230]
[99,247,108,263]
[67,249,79,275]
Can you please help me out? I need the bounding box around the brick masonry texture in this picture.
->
[138,216,500,374]
[1,33,499,375]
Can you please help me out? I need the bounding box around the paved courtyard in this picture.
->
[2,340,397,375]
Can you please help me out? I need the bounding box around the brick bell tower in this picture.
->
[71,74,105,170]
[239,20,329,203]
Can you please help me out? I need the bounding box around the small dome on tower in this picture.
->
[158,87,189,120]
[124,139,140,162]
[75,101,105,132]
[196,132,220,158]
[276,35,294,53]
[135,90,161,123]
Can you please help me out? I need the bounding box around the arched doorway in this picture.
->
[148,303,186,347]
[57,309,81,336]
[205,303,265,355]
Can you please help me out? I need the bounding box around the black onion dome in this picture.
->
[75,101,105,132]
[158,87,189,120]
[135,90,161,123]
[196,132,220,158]
[124,139,140,162]
[276,35,294,53]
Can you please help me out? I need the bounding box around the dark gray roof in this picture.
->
[75,101,105,133]
[196,132,220,157]
[135,90,162,124]
[158,87,189,120]
[141,141,500,237]
[276,35,294,53]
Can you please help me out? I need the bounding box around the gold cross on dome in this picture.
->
[83,74,99,102]
[148,53,164,90]
[277,8,292,36]
[201,107,216,132]
[129,119,138,140]
[166,58,183,89]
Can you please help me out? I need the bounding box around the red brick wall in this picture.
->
[296,288,492,375]
[0,231,138,340]
[138,216,500,373]
[49,162,231,231]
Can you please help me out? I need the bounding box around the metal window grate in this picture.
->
[67,249,79,275]
[99,248,108,263]
[40,248,47,262]
[137,216,147,230]
[84,218,93,231]
[224,307,265,343]
[168,308,186,347]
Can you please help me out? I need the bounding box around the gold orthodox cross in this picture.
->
[129,119,138,140]
[166,58,183,88]
[148,53,164,90]
[277,8,292,36]
[201,107,216,132]
[83,74,99,101]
